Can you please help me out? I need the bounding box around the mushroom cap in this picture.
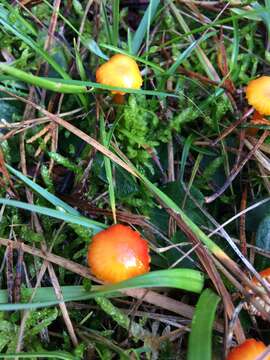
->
[96,54,143,95]
[245,267,270,318]
[227,339,269,360]
[87,224,150,283]
[252,267,270,285]
[246,76,270,115]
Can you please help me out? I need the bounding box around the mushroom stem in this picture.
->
[113,94,125,104]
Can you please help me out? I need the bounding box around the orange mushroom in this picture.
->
[245,268,270,318]
[246,76,270,115]
[227,339,269,360]
[87,224,150,284]
[95,54,143,103]
[252,268,270,285]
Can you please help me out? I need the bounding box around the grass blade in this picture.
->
[84,38,109,60]
[101,1,113,44]
[187,289,220,360]
[0,352,77,360]
[6,164,79,215]
[100,116,116,223]
[167,31,216,76]
[0,63,175,98]
[179,134,194,183]
[100,44,164,72]
[0,198,106,234]
[0,268,204,311]
[131,0,160,55]
[112,0,120,47]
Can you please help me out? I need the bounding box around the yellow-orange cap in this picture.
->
[96,54,143,95]
[227,339,269,360]
[246,76,270,115]
[87,224,150,284]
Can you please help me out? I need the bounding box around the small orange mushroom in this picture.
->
[227,339,269,360]
[246,76,270,116]
[252,268,270,285]
[87,224,150,284]
[95,54,143,103]
[245,267,270,318]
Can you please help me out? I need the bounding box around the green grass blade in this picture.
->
[0,198,106,234]
[0,352,77,360]
[6,164,79,215]
[0,269,204,311]
[100,116,116,223]
[112,0,120,47]
[131,0,160,55]
[74,40,87,82]
[169,3,220,82]
[0,63,175,97]
[230,18,240,80]
[167,31,216,76]
[84,38,109,60]
[0,63,87,94]
[139,173,223,254]
[100,44,164,72]
[101,1,113,44]
[3,2,37,35]
[179,134,194,183]
[187,289,220,360]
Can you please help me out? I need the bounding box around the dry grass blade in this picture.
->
[163,205,246,343]
[47,263,78,346]
[0,89,137,177]
[244,137,270,172]
[15,261,48,354]
[61,195,148,226]
[211,107,254,146]
[6,242,14,303]
[0,148,16,197]
[205,131,269,203]
[239,186,247,257]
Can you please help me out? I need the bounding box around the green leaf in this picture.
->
[187,289,220,360]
